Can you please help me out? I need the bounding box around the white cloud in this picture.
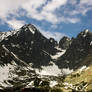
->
[41,30,66,41]
[51,24,58,29]
[38,27,66,41]
[0,0,26,19]
[59,17,80,23]
[78,0,92,15]
[7,19,26,29]
[65,17,80,23]
[38,0,67,24]
[0,0,69,27]
[43,0,67,12]
[69,0,77,5]
[80,0,92,5]
[21,0,67,24]
[68,0,92,16]
[0,0,92,29]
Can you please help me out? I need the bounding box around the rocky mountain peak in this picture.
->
[77,29,92,38]
[20,24,37,34]
[59,36,71,49]
[57,30,92,69]
[76,29,92,47]
[0,24,59,68]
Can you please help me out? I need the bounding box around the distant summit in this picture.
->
[59,36,71,49]
[77,29,92,38]
[56,29,92,69]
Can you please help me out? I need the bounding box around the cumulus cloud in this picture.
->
[38,27,66,41]
[78,0,92,15]
[7,19,26,29]
[43,0,67,12]
[0,0,92,29]
[21,0,67,24]
[41,30,66,41]
[0,0,81,27]
[0,0,25,19]
[80,0,92,5]
[68,0,92,16]
[43,31,65,41]
[60,17,80,23]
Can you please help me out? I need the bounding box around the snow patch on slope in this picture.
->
[82,29,89,37]
[51,50,66,60]
[50,81,58,87]
[35,62,62,76]
[55,46,62,51]
[29,27,35,34]
[78,66,89,73]
[90,41,92,45]
[0,30,18,41]
[26,81,34,88]
[62,68,73,75]
[0,61,17,87]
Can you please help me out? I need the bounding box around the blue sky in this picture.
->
[0,0,92,41]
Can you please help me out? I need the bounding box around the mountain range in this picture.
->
[0,24,92,92]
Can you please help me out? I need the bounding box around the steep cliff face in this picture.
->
[0,24,61,90]
[0,24,58,68]
[59,36,71,49]
[56,29,92,69]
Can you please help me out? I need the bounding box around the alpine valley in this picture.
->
[0,24,92,92]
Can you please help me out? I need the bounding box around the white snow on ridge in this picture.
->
[79,66,86,72]
[55,46,62,51]
[83,29,89,37]
[90,41,92,45]
[51,50,66,60]
[29,27,35,34]
[0,30,18,41]
[85,29,89,33]
[35,62,62,76]
[79,65,89,72]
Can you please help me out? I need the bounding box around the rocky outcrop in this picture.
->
[49,38,58,47]
[59,36,71,49]
[56,29,92,69]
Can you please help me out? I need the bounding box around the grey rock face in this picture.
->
[56,29,92,69]
[0,24,58,68]
[59,36,71,49]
